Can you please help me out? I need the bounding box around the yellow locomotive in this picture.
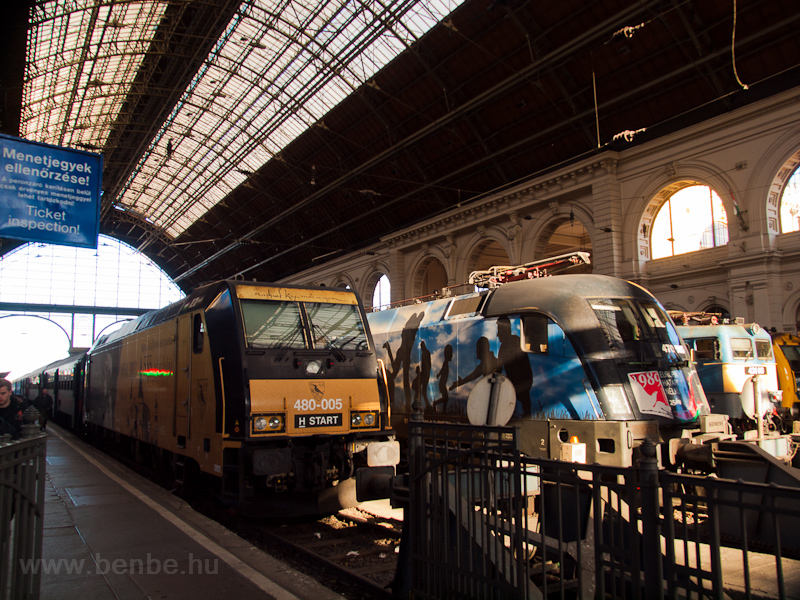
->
[45,280,398,515]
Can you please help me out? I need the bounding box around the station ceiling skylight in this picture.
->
[21,0,463,239]
[23,1,168,150]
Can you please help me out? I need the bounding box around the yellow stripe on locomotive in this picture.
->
[249,378,383,436]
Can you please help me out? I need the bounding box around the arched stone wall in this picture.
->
[459,228,511,285]
[746,120,800,236]
[529,204,596,265]
[766,149,800,234]
[331,272,356,289]
[280,90,800,338]
[408,251,450,300]
[782,288,800,333]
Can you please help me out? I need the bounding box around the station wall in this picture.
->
[280,86,800,334]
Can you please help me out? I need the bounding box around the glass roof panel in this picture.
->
[22,1,170,151]
[21,0,463,239]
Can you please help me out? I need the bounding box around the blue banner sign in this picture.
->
[0,134,102,249]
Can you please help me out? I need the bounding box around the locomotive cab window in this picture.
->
[693,338,720,361]
[591,297,684,364]
[730,337,753,359]
[755,340,773,360]
[591,299,640,350]
[306,302,368,351]
[241,300,305,349]
[781,344,800,372]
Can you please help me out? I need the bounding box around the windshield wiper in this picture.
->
[314,325,346,361]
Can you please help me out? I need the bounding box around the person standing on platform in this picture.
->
[33,388,53,430]
[0,379,25,440]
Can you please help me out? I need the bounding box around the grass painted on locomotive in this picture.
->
[367,273,710,468]
[81,280,398,515]
[676,321,782,434]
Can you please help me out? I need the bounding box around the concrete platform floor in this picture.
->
[40,425,346,600]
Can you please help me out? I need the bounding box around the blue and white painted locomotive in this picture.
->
[367,254,712,468]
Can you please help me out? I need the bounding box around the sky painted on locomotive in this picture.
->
[368,278,705,425]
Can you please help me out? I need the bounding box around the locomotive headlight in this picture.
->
[351,411,378,428]
[252,414,284,434]
[306,360,323,375]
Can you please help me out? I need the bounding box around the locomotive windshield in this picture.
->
[240,299,369,351]
[242,300,305,349]
[306,302,369,351]
[780,344,800,372]
[590,298,686,365]
[755,339,773,359]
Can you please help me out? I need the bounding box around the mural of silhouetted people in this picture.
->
[496,316,533,416]
[411,366,421,409]
[433,344,453,412]
[390,311,425,407]
[419,341,431,409]
[450,336,499,391]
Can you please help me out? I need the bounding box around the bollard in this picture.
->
[21,406,43,439]
[638,438,663,599]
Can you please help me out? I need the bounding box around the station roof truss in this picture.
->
[3,0,799,291]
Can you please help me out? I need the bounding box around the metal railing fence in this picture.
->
[1,413,47,600]
[401,420,800,600]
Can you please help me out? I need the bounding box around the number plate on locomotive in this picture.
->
[746,366,766,375]
[295,413,342,428]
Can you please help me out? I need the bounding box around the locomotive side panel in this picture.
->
[136,320,179,445]
[369,304,600,429]
[85,340,122,430]
[175,311,222,475]
[86,311,223,476]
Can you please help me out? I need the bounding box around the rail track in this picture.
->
[210,502,404,600]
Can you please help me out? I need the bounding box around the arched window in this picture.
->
[651,184,728,259]
[0,234,184,378]
[372,274,390,311]
[780,166,800,233]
